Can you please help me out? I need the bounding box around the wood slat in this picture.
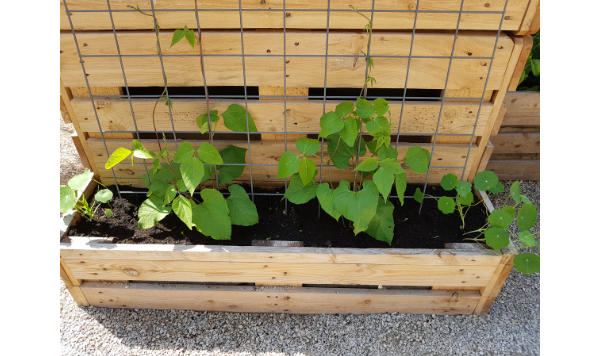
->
[475,258,514,315]
[64,259,496,287]
[60,31,514,89]
[60,0,529,31]
[81,282,480,315]
[476,140,494,174]
[502,92,540,126]
[71,98,493,136]
[514,0,541,35]
[486,159,540,180]
[507,35,534,91]
[490,131,539,154]
[60,262,89,306]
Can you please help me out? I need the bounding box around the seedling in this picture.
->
[60,168,114,221]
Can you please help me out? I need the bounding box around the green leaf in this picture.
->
[485,227,510,250]
[456,192,473,206]
[403,147,430,173]
[510,181,521,204]
[196,110,219,134]
[473,171,499,191]
[520,195,532,204]
[60,186,77,214]
[149,179,168,198]
[316,183,341,221]
[333,180,354,218]
[414,187,424,203]
[380,158,404,175]
[197,142,223,164]
[68,168,93,191]
[326,134,356,169]
[530,59,540,76]
[373,168,394,202]
[365,198,395,245]
[366,116,391,139]
[132,140,156,159]
[277,151,300,178]
[181,157,204,193]
[438,196,455,214]
[440,174,458,191]
[173,195,194,230]
[185,29,195,48]
[339,117,359,146]
[347,180,379,235]
[143,164,179,189]
[455,181,472,197]
[284,173,317,204]
[373,98,390,117]
[176,179,186,192]
[95,189,113,204]
[355,98,374,119]
[226,184,258,226]
[518,231,536,247]
[489,209,512,229]
[377,145,398,161]
[318,112,345,138]
[335,101,354,118]
[152,158,160,174]
[222,104,258,132]
[170,29,186,48]
[217,145,247,184]
[200,164,216,184]
[517,204,538,231]
[395,172,407,206]
[513,253,540,274]
[105,208,113,218]
[354,157,379,172]
[138,196,172,229]
[105,148,132,169]
[192,189,231,240]
[163,184,177,205]
[296,138,320,155]
[173,141,195,163]
[502,206,516,218]
[490,181,505,194]
[298,158,316,186]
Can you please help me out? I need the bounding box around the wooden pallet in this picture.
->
[60,189,513,316]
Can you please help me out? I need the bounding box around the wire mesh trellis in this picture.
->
[62,0,510,214]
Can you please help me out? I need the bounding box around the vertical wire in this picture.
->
[238,0,255,202]
[460,0,510,181]
[418,0,466,214]
[105,0,150,186]
[394,0,420,149]
[283,0,288,214]
[62,0,122,201]
[149,0,178,149]
[317,0,332,219]
[354,0,376,181]
[194,0,220,190]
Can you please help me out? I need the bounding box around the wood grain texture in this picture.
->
[502,92,540,126]
[507,35,533,91]
[60,31,514,89]
[70,87,123,99]
[476,259,514,315]
[476,140,494,174]
[60,262,89,306]
[514,0,540,35]
[490,131,539,154]
[60,0,529,31]
[490,103,507,135]
[64,259,496,287]
[259,86,308,142]
[71,98,493,136]
[71,133,92,170]
[486,159,540,180]
[81,282,480,315]
[60,93,72,123]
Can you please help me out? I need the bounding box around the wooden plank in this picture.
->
[60,238,502,266]
[70,87,123,99]
[486,159,540,180]
[71,133,91,170]
[63,259,497,287]
[514,0,541,35]
[490,103,507,135]
[466,35,524,182]
[502,92,540,126]
[60,31,514,89]
[81,282,480,315]
[71,98,493,136]
[489,131,540,154]
[61,0,530,31]
[476,259,514,315]
[60,262,89,306]
[507,35,534,91]
[444,89,493,102]
[252,240,304,247]
[476,141,494,174]
[60,92,72,123]
[260,86,308,142]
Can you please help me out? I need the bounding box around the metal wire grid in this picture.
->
[62,1,509,210]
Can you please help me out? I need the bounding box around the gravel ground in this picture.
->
[60,115,540,355]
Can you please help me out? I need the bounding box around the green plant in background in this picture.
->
[415,171,540,274]
[517,30,540,91]
[60,168,114,221]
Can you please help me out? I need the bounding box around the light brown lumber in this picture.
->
[490,103,508,135]
[507,35,534,91]
[63,259,497,287]
[71,98,493,136]
[502,92,540,126]
[60,92,72,123]
[81,282,480,315]
[60,261,89,306]
[514,0,541,35]
[466,36,525,183]
[71,133,91,170]
[259,86,308,142]
[476,141,494,174]
[60,0,530,31]
[60,31,514,89]
[489,131,540,154]
[444,89,493,102]
[70,87,123,99]
[486,159,540,181]
[473,254,515,315]
[60,79,100,179]
[60,238,502,266]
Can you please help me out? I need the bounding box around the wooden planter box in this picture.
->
[60,190,513,316]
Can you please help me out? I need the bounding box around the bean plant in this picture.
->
[415,171,540,274]
[60,168,114,221]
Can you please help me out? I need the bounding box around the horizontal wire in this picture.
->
[95,130,475,136]
[66,9,505,14]
[80,54,493,59]
[86,95,481,100]
[114,162,466,169]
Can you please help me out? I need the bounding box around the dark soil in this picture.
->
[68,184,488,249]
